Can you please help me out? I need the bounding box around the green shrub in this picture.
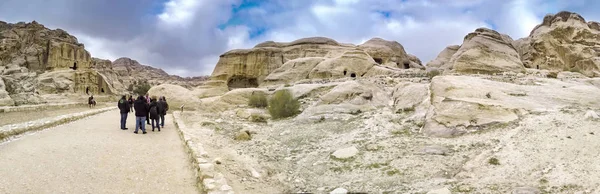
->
[250,114,268,123]
[268,90,300,119]
[248,92,268,108]
[133,82,151,96]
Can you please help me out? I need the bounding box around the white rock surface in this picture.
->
[331,146,358,160]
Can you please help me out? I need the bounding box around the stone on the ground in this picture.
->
[331,146,358,160]
[584,110,599,120]
[234,130,252,141]
[418,145,451,156]
[330,187,348,194]
[426,187,451,194]
[511,186,540,194]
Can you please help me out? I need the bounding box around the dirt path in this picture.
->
[0,110,198,194]
[0,104,110,126]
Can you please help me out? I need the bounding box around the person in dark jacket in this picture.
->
[128,96,134,113]
[118,95,129,130]
[145,93,151,125]
[133,95,149,134]
[158,96,169,128]
[149,96,161,131]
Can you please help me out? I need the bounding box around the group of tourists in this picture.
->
[117,94,169,134]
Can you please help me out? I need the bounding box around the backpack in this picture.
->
[150,106,158,116]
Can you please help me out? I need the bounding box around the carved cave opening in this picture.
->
[85,87,89,95]
[373,58,383,64]
[227,75,259,90]
[350,73,357,78]
[101,88,105,93]
[536,65,540,69]
[403,62,410,69]
[343,70,347,75]
[71,62,78,70]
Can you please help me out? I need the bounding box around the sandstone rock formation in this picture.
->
[428,28,525,74]
[515,11,600,77]
[0,20,208,106]
[0,21,113,105]
[209,37,424,90]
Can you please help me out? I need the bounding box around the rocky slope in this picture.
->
[0,20,206,105]
[163,11,600,193]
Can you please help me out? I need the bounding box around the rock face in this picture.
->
[431,28,525,74]
[515,11,600,77]
[426,45,460,69]
[0,20,208,105]
[0,21,112,105]
[210,37,424,89]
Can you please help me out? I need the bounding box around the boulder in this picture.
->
[318,80,388,107]
[218,88,268,106]
[34,70,75,94]
[147,84,200,111]
[517,11,600,77]
[392,82,429,113]
[424,76,600,137]
[426,45,460,70]
[331,146,358,160]
[449,28,525,74]
[0,78,14,106]
[358,38,420,69]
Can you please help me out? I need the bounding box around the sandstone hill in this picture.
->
[165,11,600,193]
[0,20,206,106]
[430,11,600,77]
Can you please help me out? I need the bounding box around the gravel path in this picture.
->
[0,110,198,194]
[0,104,109,126]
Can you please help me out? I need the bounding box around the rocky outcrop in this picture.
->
[426,45,460,69]
[109,57,208,91]
[210,37,423,89]
[516,11,600,77]
[434,28,525,74]
[0,21,112,104]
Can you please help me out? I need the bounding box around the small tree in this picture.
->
[268,90,300,119]
[127,84,134,92]
[248,92,268,108]
[133,83,151,96]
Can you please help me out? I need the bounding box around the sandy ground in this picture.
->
[0,104,110,126]
[0,110,198,194]
[180,104,600,193]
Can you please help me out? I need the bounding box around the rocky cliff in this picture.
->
[430,11,600,77]
[208,37,425,91]
[0,21,207,106]
[515,11,600,77]
[0,21,112,105]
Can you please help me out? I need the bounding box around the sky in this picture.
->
[0,0,599,77]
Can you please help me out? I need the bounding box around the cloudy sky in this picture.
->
[0,0,598,77]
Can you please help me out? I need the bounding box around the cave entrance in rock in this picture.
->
[403,62,410,69]
[71,62,78,70]
[343,70,347,76]
[373,58,383,64]
[85,87,89,95]
[350,73,357,78]
[536,65,540,69]
[227,75,259,90]
[101,88,105,93]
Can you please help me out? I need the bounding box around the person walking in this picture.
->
[133,95,148,134]
[158,96,169,128]
[128,96,134,113]
[149,96,161,132]
[145,93,151,125]
[88,95,95,108]
[117,95,129,130]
